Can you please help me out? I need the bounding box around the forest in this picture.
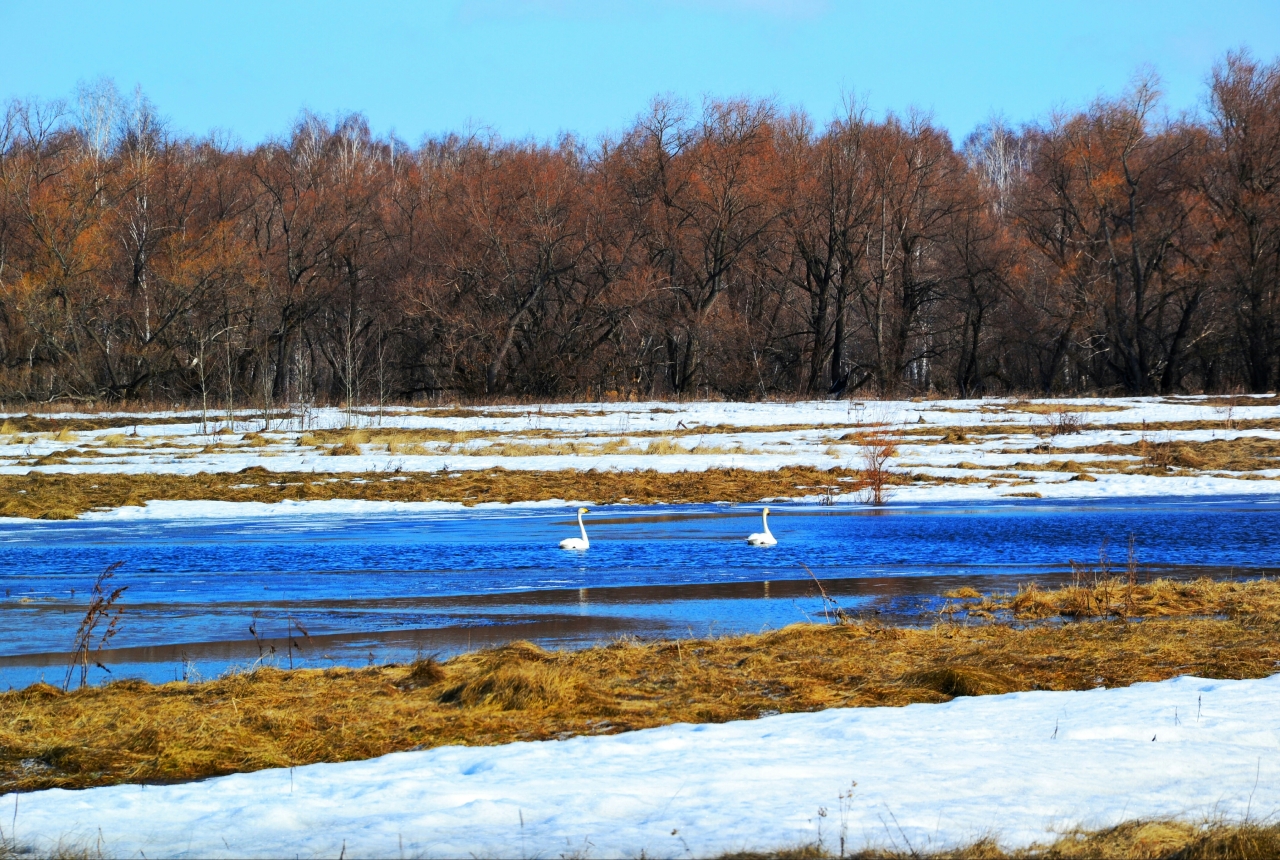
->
[0,52,1278,405]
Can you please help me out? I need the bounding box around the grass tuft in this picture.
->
[645,438,689,455]
[439,662,582,710]
[902,666,1017,697]
[401,657,447,689]
[36,507,79,520]
[943,586,983,599]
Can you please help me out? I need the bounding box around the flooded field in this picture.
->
[2,495,1278,687]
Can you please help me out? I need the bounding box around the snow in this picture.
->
[873,471,1280,504]
[7,673,1279,858]
[74,497,586,521]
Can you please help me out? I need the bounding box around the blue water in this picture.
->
[1,495,1277,687]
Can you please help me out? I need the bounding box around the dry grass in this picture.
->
[1163,394,1278,408]
[0,414,186,433]
[238,432,271,448]
[1110,418,1280,433]
[303,427,495,447]
[947,458,1139,475]
[1032,819,1280,859]
[997,576,1280,621]
[644,437,687,455]
[922,418,1280,438]
[98,433,138,448]
[1005,402,1129,415]
[725,819,1280,858]
[0,466,883,519]
[1132,437,1280,472]
[3,577,1280,794]
[994,437,1280,474]
[0,837,101,860]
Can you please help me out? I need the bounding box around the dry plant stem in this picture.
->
[801,563,847,623]
[4,576,1280,794]
[857,429,898,506]
[62,562,127,692]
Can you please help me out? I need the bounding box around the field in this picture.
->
[3,395,1280,857]
[1,395,1279,519]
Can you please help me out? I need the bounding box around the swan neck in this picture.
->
[578,511,588,542]
[762,510,772,536]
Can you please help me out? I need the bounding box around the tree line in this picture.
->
[1,52,1279,406]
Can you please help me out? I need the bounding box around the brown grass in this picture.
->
[724,819,1280,858]
[908,418,1280,440]
[1110,418,1280,433]
[296,421,858,447]
[0,467,885,519]
[1005,402,1129,414]
[996,436,1280,474]
[1132,437,1280,472]
[1163,394,1278,408]
[998,576,1280,621]
[0,414,191,433]
[3,577,1279,794]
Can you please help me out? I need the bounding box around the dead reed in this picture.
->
[62,562,127,691]
[3,577,1279,794]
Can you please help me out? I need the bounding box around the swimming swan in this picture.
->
[746,507,777,546]
[559,507,591,550]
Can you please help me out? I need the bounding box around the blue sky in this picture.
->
[3,1,1278,146]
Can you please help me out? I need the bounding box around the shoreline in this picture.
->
[4,575,1279,794]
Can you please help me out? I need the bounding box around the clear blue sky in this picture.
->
[3,1,1278,146]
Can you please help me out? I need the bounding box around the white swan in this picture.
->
[559,507,591,550]
[746,507,777,546]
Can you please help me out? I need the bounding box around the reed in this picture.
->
[62,562,127,691]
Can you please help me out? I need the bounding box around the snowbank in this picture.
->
[74,497,585,522]
[8,674,1280,858]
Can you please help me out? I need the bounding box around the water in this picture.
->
[2,495,1278,688]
